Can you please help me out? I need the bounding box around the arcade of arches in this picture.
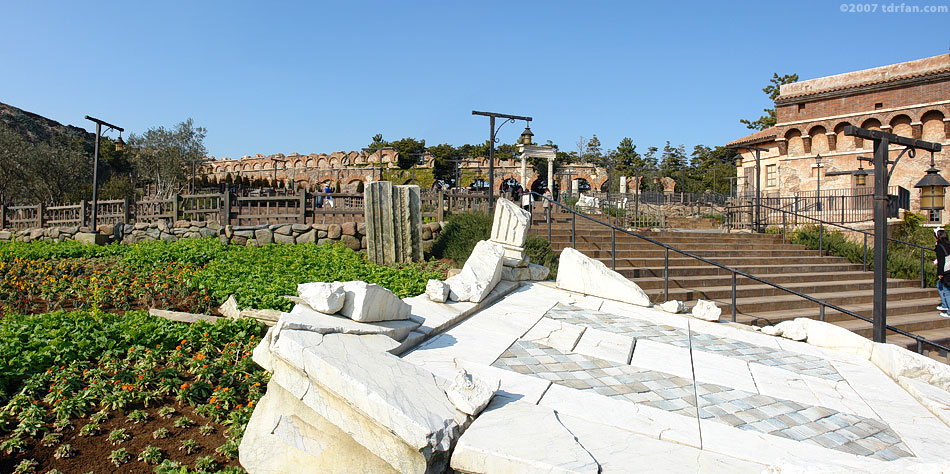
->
[202,150,610,195]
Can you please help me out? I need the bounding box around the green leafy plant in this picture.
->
[173,415,195,428]
[152,427,171,439]
[153,459,185,473]
[157,406,176,418]
[524,235,558,279]
[198,424,216,435]
[89,410,109,424]
[78,422,101,437]
[215,437,240,459]
[127,408,149,423]
[194,455,217,471]
[53,443,76,459]
[40,431,62,447]
[179,438,200,454]
[12,458,38,474]
[109,447,131,466]
[108,427,131,445]
[138,444,163,464]
[1,435,26,455]
[429,212,493,265]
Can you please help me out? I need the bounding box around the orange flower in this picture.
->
[209,396,217,403]
[248,401,254,407]
[253,382,260,387]
[202,365,208,369]
[180,383,189,389]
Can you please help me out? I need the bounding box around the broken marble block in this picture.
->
[445,368,499,416]
[774,319,807,341]
[691,299,721,321]
[297,282,346,314]
[256,328,468,474]
[502,263,551,281]
[444,240,504,303]
[339,281,411,322]
[219,294,241,319]
[425,279,449,303]
[658,300,686,314]
[278,305,420,341]
[489,197,530,266]
[556,247,650,307]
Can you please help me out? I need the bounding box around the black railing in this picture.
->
[725,202,934,289]
[536,192,949,355]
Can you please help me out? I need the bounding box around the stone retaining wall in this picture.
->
[0,220,446,252]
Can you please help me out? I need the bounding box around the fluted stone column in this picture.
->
[364,181,422,265]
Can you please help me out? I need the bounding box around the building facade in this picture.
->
[729,54,950,222]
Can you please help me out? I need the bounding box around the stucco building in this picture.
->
[729,54,950,223]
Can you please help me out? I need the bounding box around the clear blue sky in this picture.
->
[3,0,948,159]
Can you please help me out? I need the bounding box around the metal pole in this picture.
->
[664,248,669,301]
[819,224,823,256]
[755,149,761,233]
[571,211,576,248]
[863,233,868,272]
[872,137,889,343]
[921,251,926,289]
[91,122,101,230]
[488,116,495,208]
[782,211,786,244]
[819,304,825,322]
[611,226,616,271]
[731,271,737,322]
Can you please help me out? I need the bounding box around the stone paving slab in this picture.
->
[400,282,950,470]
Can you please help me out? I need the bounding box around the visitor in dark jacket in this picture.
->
[935,228,950,317]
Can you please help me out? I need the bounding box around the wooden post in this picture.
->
[124,197,132,224]
[0,205,5,229]
[37,203,45,228]
[172,194,180,222]
[298,189,306,224]
[222,192,231,226]
[438,190,444,221]
[79,200,87,227]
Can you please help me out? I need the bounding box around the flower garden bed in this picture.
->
[0,239,447,473]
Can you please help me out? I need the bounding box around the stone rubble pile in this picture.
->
[240,276,501,473]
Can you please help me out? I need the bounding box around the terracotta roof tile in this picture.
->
[727,126,778,147]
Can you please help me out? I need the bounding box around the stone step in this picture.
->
[595,255,852,268]
[646,278,921,302]
[722,289,939,321]
[631,271,883,290]
[615,262,864,278]
[549,239,803,252]
[576,248,821,259]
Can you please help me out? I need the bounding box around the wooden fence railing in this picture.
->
[0,190,490,230]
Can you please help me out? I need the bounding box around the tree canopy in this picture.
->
[740,72,799,130]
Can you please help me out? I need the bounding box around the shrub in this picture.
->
[524,236,558,279]
[430,212,493,266]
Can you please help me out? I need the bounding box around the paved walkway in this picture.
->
[403,282,950,472]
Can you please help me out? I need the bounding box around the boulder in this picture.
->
[231,235,248,246]
[444,241,505,303]
[275,232,296,244]
[98,224,114,236]
[774,319,807,341]
[75,232,107,245]
[528,263,550,281]
[501,266,531,281]
[425,280,449,303]
[292,223,311,233]
[357,222,366,235]
[761,325,782,336]
[219,295,241,319]
[796,318,874,359]
[341,221,357,236]
[29,228,44,240]
[327,224,342,239]
[340,234,362,251]
[255,228,274,245]
[421,227,433,241]
[317,238,335,246]
[691,299,721,321]
[556,247,650,307]
[199,227,217,238]
[339,281,412,322]
[297,282,346,314]
[296,229,317,244]
[445,368,499,416]
[0,231,11,240]
[658,300,687,314]
[273,224,293,236]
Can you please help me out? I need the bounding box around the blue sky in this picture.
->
[3,0,948,159]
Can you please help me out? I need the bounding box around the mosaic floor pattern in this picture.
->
[546,303,843,381]
[492,339,912,461]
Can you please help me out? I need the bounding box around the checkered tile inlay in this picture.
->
[546,304,843,381]
[492,340,912,460]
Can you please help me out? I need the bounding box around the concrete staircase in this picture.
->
[530,210,950,353]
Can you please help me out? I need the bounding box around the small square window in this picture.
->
[930,210,942,223]
[766,165,777,187]
[798,104,805,112]
[874,102,883,110]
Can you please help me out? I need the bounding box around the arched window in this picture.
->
[809,126,828,154]
[922,111,946,142]
[785,129,804,156]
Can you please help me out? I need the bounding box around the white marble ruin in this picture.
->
[297,282,346,314]
[489,197,531,266]
[556,247,651,307]
[240,204,950,473]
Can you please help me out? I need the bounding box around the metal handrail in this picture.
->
[726,202,935,288]
[534,192,950,354]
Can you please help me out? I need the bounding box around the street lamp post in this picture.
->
[813,154,824,214]
[84,115,123,230]
[843,125,943,343]
[472,111,532,208]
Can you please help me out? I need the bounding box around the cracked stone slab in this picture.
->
[450,397,599,474]
[282,304,420,341]
[521,317,586,353]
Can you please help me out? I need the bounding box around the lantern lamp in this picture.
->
[519,125,534,146]
[914,152,950,211]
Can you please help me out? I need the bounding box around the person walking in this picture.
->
[542,187,553,224]
[935,228,950,317]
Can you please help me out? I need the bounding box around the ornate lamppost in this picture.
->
[471,110,532,208]
[844,125,943,343]
[813,154,823,213]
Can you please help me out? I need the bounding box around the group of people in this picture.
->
[315,184,334,208]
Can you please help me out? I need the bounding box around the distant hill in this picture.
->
[0,101,95,150]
